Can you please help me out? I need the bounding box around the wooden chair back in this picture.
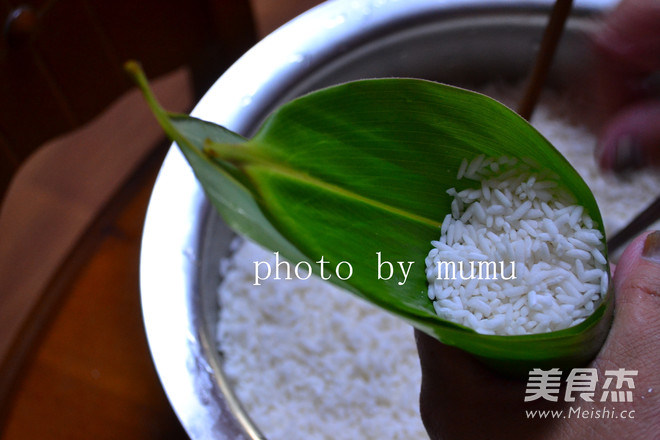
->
[0,0,256,202]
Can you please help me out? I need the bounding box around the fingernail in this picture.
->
[613,135,645,172]
[642,231,660,263]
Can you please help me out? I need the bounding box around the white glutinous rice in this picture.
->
[218,240,426,440]
[425,155,609,335]
[216,89,660,440]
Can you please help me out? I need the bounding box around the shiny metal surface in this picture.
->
[140,1,614,439]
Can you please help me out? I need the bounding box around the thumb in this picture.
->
[596,230,660,380]
[595,100,660,172]
[609,231,660,335]
[591,231,660,433]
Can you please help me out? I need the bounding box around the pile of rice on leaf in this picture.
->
[426,155,608,335]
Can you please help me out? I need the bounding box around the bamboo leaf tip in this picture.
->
[123,60,143,79]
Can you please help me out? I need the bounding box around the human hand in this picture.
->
[589,0,660,171]
[415,231,660,440]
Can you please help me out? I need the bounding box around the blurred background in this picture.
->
[0,0,321,438]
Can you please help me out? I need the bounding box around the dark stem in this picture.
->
[607,195,660,254]
[517,0,574,120]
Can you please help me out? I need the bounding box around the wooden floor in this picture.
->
[0,0,322,438]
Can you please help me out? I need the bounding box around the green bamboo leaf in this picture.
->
[127,63,612,376]
[125,61,309,265]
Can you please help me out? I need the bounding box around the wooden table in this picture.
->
[1,152,189,440]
